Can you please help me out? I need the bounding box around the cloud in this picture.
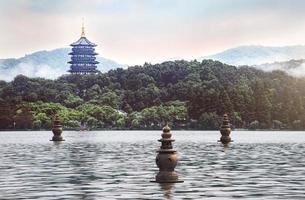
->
[0,62,65,81]
[288,64,305,77]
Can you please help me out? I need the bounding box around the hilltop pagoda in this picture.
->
[68,21,99,74]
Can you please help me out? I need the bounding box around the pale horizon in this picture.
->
[2,0,305,65]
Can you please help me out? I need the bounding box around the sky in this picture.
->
[1,0,305,65]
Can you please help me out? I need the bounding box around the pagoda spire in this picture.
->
[81,18,85,37]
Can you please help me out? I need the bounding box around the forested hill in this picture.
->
[0,59,305,130]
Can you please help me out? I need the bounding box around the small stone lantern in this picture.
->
[219,114,232,144]
[51,115,64,141]
[153,124,183,183]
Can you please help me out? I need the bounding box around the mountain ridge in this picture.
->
[203,45,305,66]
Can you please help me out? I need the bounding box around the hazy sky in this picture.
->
[1,0,305,64]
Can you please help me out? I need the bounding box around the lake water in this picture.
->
[1,130,305,199]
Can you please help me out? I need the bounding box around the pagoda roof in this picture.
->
[70,36,97,46]
[68,61,99,64]
[69,52,98,55]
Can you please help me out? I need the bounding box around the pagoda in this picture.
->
[68,21,99,74]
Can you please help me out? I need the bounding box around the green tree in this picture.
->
[198,112,221,130]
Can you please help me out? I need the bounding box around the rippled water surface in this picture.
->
[1,131,305,199]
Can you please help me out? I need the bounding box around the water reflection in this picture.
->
[51,140,64,145]
[67,143,102,199]
[159,183,175,199]
[221,143,230,149]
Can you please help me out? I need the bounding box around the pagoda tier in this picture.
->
[68,57,99,64]
[68,24,99,74]
[69,51,98,55]
[68,61,99,64]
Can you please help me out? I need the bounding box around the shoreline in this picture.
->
[1,129,305,132]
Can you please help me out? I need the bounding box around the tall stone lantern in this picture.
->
[219,114,232,144]
[51,115,64,141]
[153,124,183,183]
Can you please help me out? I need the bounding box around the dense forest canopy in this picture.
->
[0,59,304,130]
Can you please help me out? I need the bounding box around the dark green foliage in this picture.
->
[0,59,305,130]
[198,112,221,130]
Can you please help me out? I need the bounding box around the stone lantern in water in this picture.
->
[153,124,183,183]
[51,115,64,141]
[219,114,232,144]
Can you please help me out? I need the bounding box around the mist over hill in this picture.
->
[0,48,125,81]
[253,59,305,77]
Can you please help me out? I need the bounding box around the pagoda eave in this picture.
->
[69,52,98,56]
[70,44,97,47]
[68,70,98,74]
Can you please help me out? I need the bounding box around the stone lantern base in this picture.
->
[50,136,65,141]
[152,171,184,183]
[218,136,232,144]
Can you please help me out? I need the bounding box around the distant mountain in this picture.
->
[0,48,125,81]
[253,59,305,77]
[4,45,305,81]
[203,45,305,66]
